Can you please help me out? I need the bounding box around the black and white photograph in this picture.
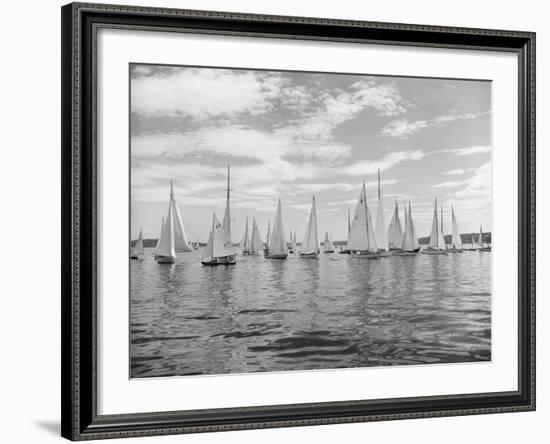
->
[129,63,492,378]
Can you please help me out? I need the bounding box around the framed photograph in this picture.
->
[61,2,535,440]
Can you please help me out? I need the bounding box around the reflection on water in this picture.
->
[130,248,491,378]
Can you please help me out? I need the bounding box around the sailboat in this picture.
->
[169,180,192,253]
[200,214,238,265]
[478,225,491,251]
[264,220,271,257]
[322,232,334,253]
[267,198,288,259]
[422,198,448,255]
[347,183,379,259]
[153,217,164,257]
[394,202,420,256]
[155,199,176,264]
[221,165,237,263]
[339,209,352,254]
[249,217,264,255]
[240,216,251,255]
[448,205,464,253]
[193,237,199,250]
[130,229,144,260]
[299,196,320,258]
[387,200,403,252]
[288,231,295,253]
[375,169,390,257]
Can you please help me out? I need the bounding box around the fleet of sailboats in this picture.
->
[131,167,491,264]
[240,216,264,255]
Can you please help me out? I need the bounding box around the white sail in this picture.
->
[292,232,297,251]
[387,201,403,249]
[249,218,264,253]
[346,186,369,251]
[169,181,192,252]
[478,225,484,247]
[300,196,320,254]
[269,198,288,257]
[323,232,334,252]
[240,216,250,251]
[202,214,236,261]
[213,214,236,257]
[131,229,144,257]
[265,220,271,249]
[347,208,351,234]
[451,205,463,249]
[201,229,214,262]
[401,202,419,251]
[222,165,232,244]
[428,198,445,249]
[375,169,389,251]
[439,204,447,249]
[154,217,164,252]
[410,204,419,250]
[365,200,378,253]
[156,201,175,259]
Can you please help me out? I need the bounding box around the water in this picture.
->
[130,248,491,378]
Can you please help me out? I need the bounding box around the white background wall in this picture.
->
[0,0,545,443]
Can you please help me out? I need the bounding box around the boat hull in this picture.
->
[351,251,380,259]
[201,256,237,266]
[299,252,319,258]
[448,248,464,253]
[267,254,288,259]
[421,249,448,255]
[156,255,175,264]
[323,250,334,254]
[392,251,418,256]
[478,247,492,252]
[338,250,351,254]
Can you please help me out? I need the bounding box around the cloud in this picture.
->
[131,67,283,119]
[443,168,473,175]
[450,145,491,156]
[432,181,465,188]
[455,162,491,199]
[341,150,425,176]
[381,111,490,138]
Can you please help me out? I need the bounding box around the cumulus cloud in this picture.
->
[131,67,283,119]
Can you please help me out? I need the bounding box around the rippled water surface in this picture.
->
[130,248,491,378]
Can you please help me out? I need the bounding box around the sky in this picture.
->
[130,63,491,243]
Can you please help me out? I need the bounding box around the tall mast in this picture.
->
[170,179,174,201]
[222,164,232,243]
[347,208,351,234]
[440,203,444,235]
[226,164,230,204]
[377,168,381,199]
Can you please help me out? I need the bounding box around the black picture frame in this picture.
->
[61,2,536,440]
